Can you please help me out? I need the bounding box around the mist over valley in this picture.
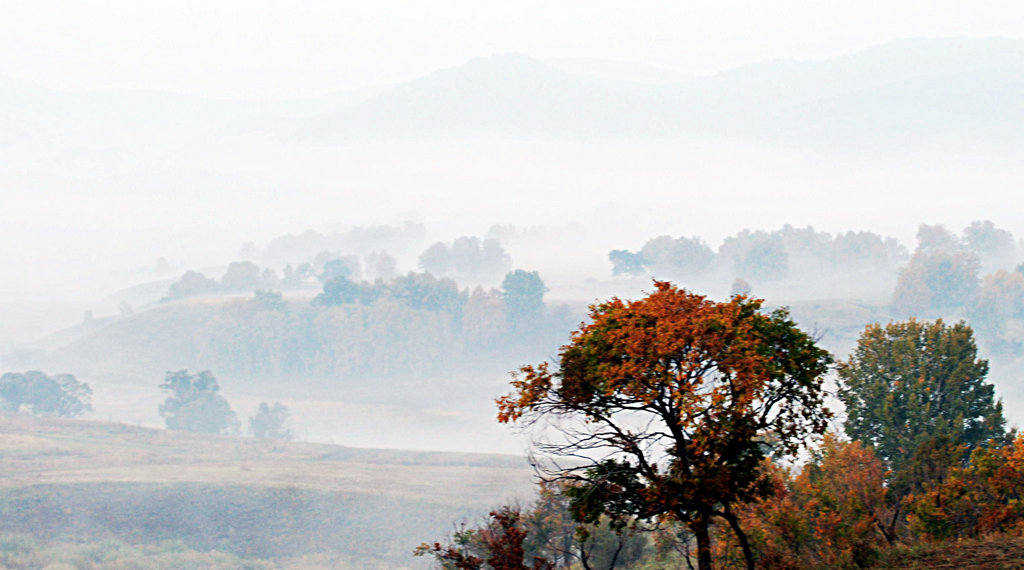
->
[5,31,1024,567]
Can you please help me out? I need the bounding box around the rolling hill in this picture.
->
[0,413,535,568]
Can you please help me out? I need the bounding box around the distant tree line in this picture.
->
[158,267,565,380]
[258,221,426,268]
[609,224,909,282]
[163,234,513,303]
[890,222,1024,352]
[610,220,1024,354]
[418,236,512,283]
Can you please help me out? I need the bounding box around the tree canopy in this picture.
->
[158,370,239,435]
[0,371,92,418]
[497,282,832,570]
[501,270,547,328]
[249,401,293,440]
[838,319,1005,495]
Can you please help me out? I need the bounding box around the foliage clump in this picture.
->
[249,401,293,440]
[158,370,239,435]
[0,371,92,418]
[837,319,1005,498]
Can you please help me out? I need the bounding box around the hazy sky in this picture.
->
[4,1,1024,99]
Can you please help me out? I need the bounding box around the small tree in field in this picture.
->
[249,401,293,440]
[159,370,239,435]
[497,282,832,570]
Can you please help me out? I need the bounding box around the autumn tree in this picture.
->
[784,437,892,565]
[906,433,1024,540]
[497,282,832,570]
[837,320,1005,511]
[419,483,647,570]
[715,437,891,569]
[415,506,554,570]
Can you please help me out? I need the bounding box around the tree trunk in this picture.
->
[690,516,714,570]
[722,505,755,570]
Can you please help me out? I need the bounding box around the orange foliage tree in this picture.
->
[907,433,1024,540]
[415,507,555,570]
[718,437,892,569]
[497,282,832,570]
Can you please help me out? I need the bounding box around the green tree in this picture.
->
[639,235,714,277]
[720,230,788,282]
[318,256,361,283]
[607,249,646,276]
[837,320,1005,498]
[389,272,467,314]
[249,401,293,440]
[163,270,220,302]
[314,275,377,306]
[220,261,262,292]
[501,270,547,328]
[159,370,239,435]
[497,282,832,570]
[0,371,92,418]
[419,242,453,276]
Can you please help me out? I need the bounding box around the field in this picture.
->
[0,414,536,568]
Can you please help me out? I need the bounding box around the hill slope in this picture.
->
[0,414,535,567]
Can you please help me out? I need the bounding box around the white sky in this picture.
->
[3,1,1024,99]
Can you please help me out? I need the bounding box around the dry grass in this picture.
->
[0,414,536,565]
[0,414,531,497]
[872,535,1024,569]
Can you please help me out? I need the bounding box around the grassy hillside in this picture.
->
[0,414,535,567]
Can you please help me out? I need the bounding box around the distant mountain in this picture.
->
[298,38,1024,146]
[543,56,694,84]
[299,53,660,139]
[2,37,1023,147]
